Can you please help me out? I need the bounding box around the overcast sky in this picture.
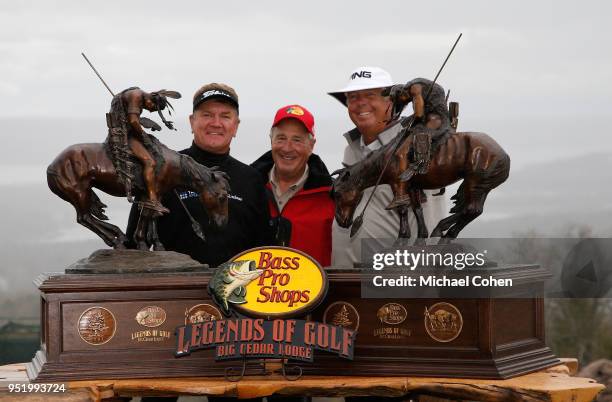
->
[1,0,611,117]
[0,1,611,291]
[1,1,611,169]
[0,1,610,233]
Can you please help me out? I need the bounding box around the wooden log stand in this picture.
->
[0,359,605,401]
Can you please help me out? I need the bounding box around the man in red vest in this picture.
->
[252,104,334,267]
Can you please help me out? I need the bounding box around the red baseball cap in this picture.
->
[272,104,315,136]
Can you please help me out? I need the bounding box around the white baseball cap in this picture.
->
[328,66,393,106]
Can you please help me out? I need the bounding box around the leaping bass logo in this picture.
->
[208,260,263,316]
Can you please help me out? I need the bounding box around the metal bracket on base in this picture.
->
[280,358,303,381]
[224,357,303,382]
[224,357,249,382]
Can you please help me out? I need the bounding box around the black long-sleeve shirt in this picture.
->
[126,142,272,267]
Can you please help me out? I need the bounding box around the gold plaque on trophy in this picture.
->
[323,301,360,332]
[135,305,167,328]
[185,303,223,325]
[424,302,463,343]
[77,307,116,346]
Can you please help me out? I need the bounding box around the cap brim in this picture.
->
[327,84,393,108]
[328,91,347,106]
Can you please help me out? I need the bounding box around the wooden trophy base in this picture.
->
[307,266,559,379]
[27,251,558,381]
[27,269,246,382]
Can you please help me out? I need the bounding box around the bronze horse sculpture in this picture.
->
[332,130,510,241]
[47,137,230,250]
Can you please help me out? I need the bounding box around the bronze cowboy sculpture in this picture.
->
[332,77,510,242]
[107,87,179,213]
[47,87,230,250]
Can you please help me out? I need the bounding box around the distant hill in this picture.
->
[462,152,612,236]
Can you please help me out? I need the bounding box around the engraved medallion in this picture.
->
[377,303,407,325]
[135,306,167,328]
[185,303,223,325]
[77,307,116,345]
[374,303,410,339]
[323,301,359,331]
[424,302,463,343]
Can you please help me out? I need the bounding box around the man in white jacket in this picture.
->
[329,66,447,268]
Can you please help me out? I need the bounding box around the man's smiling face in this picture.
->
[270,119,314,180]
[190,100,239,154]
[346,88,392,140]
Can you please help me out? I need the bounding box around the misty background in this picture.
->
[0,0,611,370]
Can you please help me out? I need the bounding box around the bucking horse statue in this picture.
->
[47,88,230,250]
[332,79,510,243]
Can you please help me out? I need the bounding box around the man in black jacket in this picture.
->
[127,83,272,402]
[126,83,271,267]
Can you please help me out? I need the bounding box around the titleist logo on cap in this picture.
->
[193,88,239,112]
[198,89,234,101]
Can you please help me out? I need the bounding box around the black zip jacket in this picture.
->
[125,142,272,267]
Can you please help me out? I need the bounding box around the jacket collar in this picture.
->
[342,117,405,148]
[251,151,332,190]
[186,142,230,166]
[340,117,407,166]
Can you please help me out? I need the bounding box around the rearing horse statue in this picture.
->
[332,130,510,241]
[47,136,230,250]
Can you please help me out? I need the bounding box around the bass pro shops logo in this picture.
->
[216,246,327,318]
[285,106,305,116]
[174,247,355,363]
